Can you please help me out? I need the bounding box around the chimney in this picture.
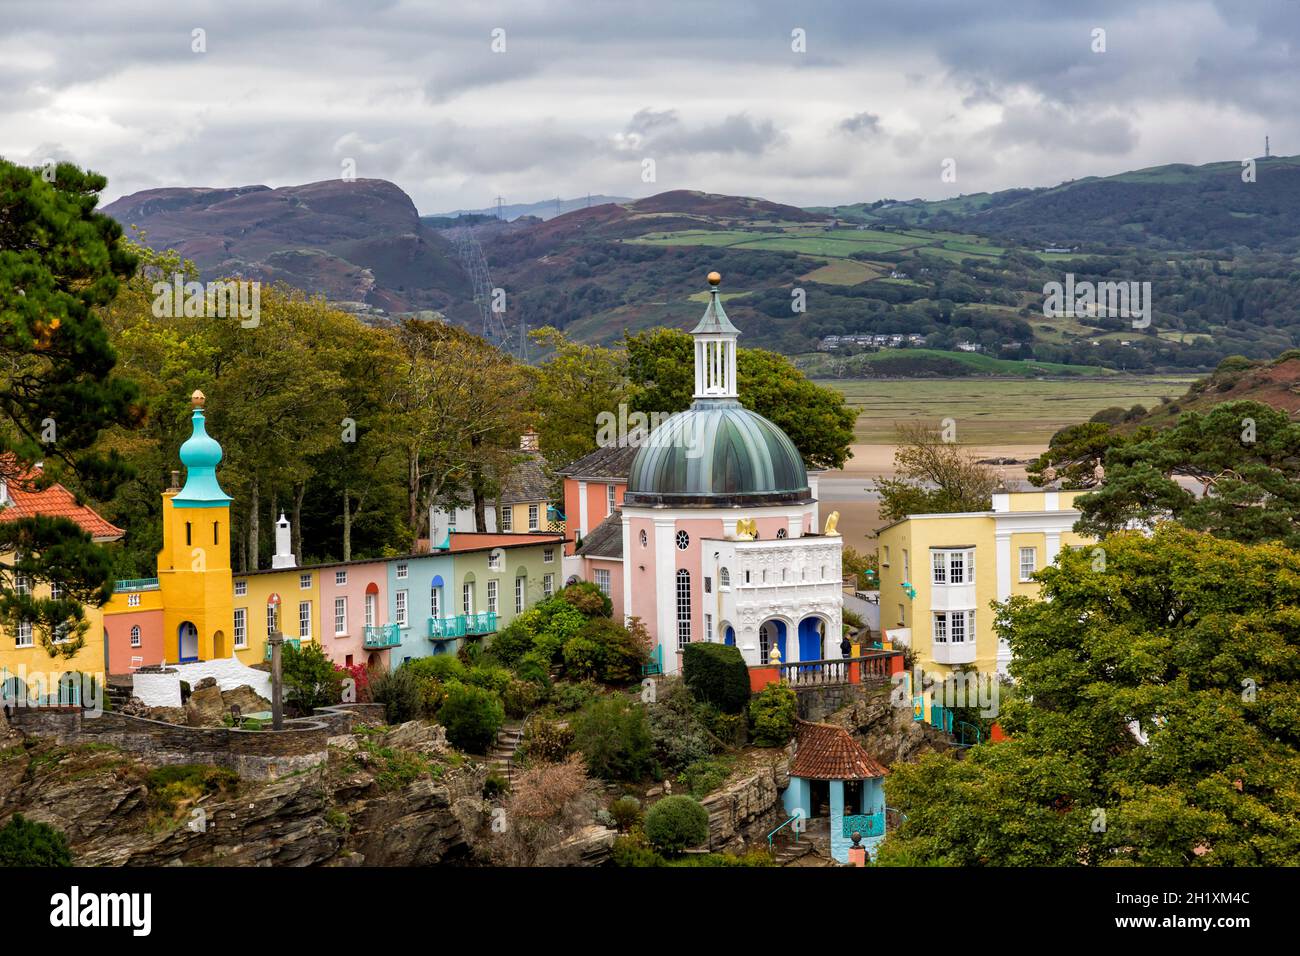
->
[271,513,297,569]
[169,470,180,491]
[520,430,539,452]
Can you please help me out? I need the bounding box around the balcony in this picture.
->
[362,624,401,649]
[264,637,302,660]
[428,612,498,641]
[115,577,160,592]
[842,812,885,838]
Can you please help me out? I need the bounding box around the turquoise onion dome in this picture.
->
[624,273,811,508]
[174,390,232,507]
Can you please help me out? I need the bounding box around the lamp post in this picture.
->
[268,593,283,731]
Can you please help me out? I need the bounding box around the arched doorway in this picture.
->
[1,676,27,709]
[759,620,787,665]
[798,616,826,663]
[178,621,199,662]
[723,625,735,647]
[213,629,228,659]
[366,652,379,669]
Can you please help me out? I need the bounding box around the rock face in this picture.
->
[185,681,227,726]
[699,749,793,852]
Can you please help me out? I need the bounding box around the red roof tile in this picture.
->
[789,720,889,781]
[0,462,124,540]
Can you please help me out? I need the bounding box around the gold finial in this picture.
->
[191,389,205,408]
[707,271,722,286]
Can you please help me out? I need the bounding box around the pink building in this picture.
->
[317,560,393,670]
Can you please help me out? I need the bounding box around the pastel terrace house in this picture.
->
[876,489,1093,679]
[1,392,568,704]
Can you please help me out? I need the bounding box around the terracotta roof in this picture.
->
[555,444,638,480]
[576,509,623,560]
[0,464,124,541]
[789,720,888,781]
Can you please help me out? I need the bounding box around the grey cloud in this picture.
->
[839,112,882,136]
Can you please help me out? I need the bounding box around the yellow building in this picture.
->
[876,489,1092,678]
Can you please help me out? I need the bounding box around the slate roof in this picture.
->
[555,444,638,481]
[789,720,889,781]
[576,509,623,560]
[498,451,552,505]
[0,460,124,541]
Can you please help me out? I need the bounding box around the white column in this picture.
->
[620,513,633,624]
[1045,531,1061,566]
[577,481,589,538]
[995,532,1013,677]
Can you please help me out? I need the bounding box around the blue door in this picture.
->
[798,617,824,663]
[724,626,735,647]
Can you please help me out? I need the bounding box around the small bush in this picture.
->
[682,643,751,714]
[575,618,647,684]
[561,580,613,617]
[518,717,575,765]
[551,679,600,714]
[281,642,345,711]
[0,814,72,866]
[501,678,542,719]
[483,772,510,799]
[561,634,606,681]
[465,664,513,696]
[490,617,537,665]
[749,682,798,747]
[515,649,552,685]
[681,757,734,797]
[644,795,709,854]
[571,695,654,781]
[609,796,644,831]
[368,667,425,723]
[438,684,505,754]
[407,654,467,685]
[648,678,715,774]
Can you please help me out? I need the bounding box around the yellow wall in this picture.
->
[231,568,321,667]
[157,492,233,663]
[499,500,546,533]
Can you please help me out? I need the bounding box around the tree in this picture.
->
[1027,420,1134,489]
[0,159,142,656]
[438,683,505,753]
[529,326,630,472]
[874,423,999,522]
[682,643,750,714]
[879,526,1300,866]
[0,814,73,866]
[624,328,857,470]
[1074,400,1300,548]
[571,695,654,781]
[280,642,344,711]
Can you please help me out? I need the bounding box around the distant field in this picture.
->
[801,347,1112,378]
[823,376,1197,443]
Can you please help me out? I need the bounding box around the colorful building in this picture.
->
[566,274,844,677]
[781,720,889,863]
[428,432,558,546]
[876,489,1092,678]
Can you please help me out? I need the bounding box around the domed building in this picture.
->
[578,274,843,676]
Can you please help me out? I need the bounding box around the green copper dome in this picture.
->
[174,407,232,508]
[624,399,810,507]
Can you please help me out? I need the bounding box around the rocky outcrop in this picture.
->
[536,824,617,866]
[699,748,794,852]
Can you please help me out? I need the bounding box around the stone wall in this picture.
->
[794,675,893,722]
[8,702,386,781]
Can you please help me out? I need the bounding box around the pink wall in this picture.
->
[585,481,624,538]
[628,516,658,642]
[317,561,389,667]
[587,558,623,618]
[106,609,164,673]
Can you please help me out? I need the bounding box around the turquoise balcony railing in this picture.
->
[264,637,302,660]
[362,624,401,649]
[842,812,886,838]
[115,577,160,592]
[428,612,498,640]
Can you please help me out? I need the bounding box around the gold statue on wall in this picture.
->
[734,518,757,540]
[823,511,840,536]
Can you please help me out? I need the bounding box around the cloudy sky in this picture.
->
[3,0,1297,213]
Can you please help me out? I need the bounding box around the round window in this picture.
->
[675,530,690,551]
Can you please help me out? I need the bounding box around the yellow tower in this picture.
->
[157,391,233,662]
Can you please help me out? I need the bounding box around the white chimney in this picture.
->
[271,513,296,569]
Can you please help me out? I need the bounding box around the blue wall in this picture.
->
[388,553,455,666]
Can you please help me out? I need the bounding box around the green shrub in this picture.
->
[699,704,747,748]
[551,679,600,714]
[518,717,574,765]
[571,695,654,781]
[681,756,734,797]
[500,678,542,719]
[561,580,613,617]
[644,795,709,854]
[749,682,798,747]
[609,796,644,831]
[561,634,606,680]
[515,649,552,685]
[280,642,345,711]
[648,678,715,773]
[483,772,509,799]
[611,833,664,867]
[0,814,71,867]
[682,643,750,714]
[369,666,425,723]
[407,654,467,685]
[579,618,647,684]
[465,664,513,696]
[489,617,537,665]
[438,684,505,753]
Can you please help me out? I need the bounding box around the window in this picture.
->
[395,590,408,626]
[882,546,891,567]
[130,625,142,648]
[488,551,502,571]
[719,567,730,589]
[948,551,965,584]
[267,604,278,635]
[1019,547,1037,582]
[903,549,910,582]
[298,601,311,638]
[128,593,141,608]
[233,609,246,648]
[676,568,691,649]
[14,572,29,595]
[430,585,440,619]
[16,621,32,648]
[334,597,347,635]
[528,504,539,531]
[235,580,247,597]
[951,610,970,643]
[299,573,311,590]
[185,522,191,546]
[934,610,974,644]
[396,563,408,580]
[543,573,554,598]
[515,576,525,612]
[487,580,498,614]
[759,623,771,665]
[897,604,905,627]
[462,582,474,615]
[933,612,948,644]
[335,569,348,586]
[607,484,617,512]
[500,506,513,531]
[639,530,648,548]
[675,530,690,551]
[704,613,713,642]
[704,576,712,594]
[50,582,61,600]
[776,527,787,539]
[213,521,219,545]
[594,568,611,597]
[364,592,376,627]
[932,549,974,585]
[932,551,947,584]
[543,547,555,564]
